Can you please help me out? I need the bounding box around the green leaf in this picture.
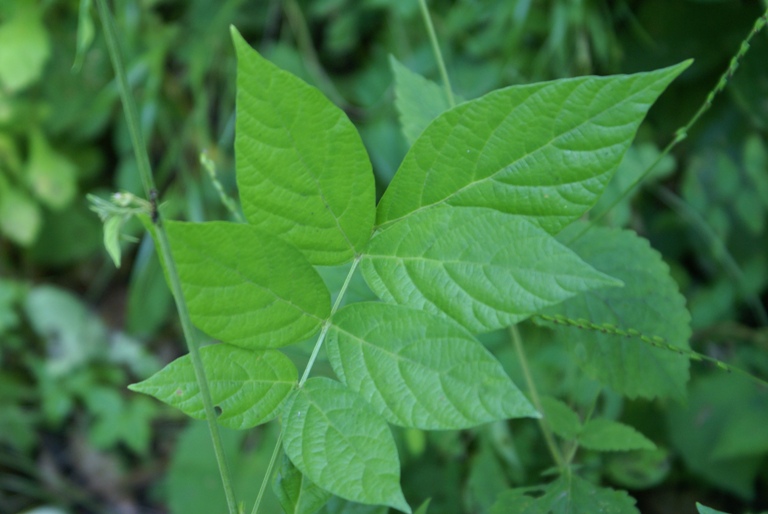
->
[273,452,332,514]
[540,224,691,400]
[326,302,538,429]
[103,216,123,267]
[166,221,330,349]
[361,206,621,333]
[0,1,50,92]
[491,474,639,514]
[0,184,42,246]
[539,396,582,441]
[232,28,375,265]
[26,131,77,210]
[390,56,452,145]
[376,61,690,233]
[578,419,656,452]
[129,344,297,429]
[696,503,730,514]
[282,377,411,513]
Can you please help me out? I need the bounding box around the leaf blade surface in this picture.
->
[362,206,621,333]
[129,344,297,429]
[232,28,375,265]
[326,302,538,429]
[377,62,691,233]
[282,377,410,513]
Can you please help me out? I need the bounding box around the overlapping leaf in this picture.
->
[538,224,691,400]
[578,419,656,452]
[361,206,621,333]
[326,302,538,429]
[273,453,332,514]
[129,344,296,429]
[377,61,690,234]
[167,221,329,348]
[282,378,410,513]
[232,28,375,265]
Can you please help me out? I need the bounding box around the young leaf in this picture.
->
[129,344,297,429]
[390,56,453,145]
[578,419,656,452]
[273,452,332,514]
[232,28,375,265]
[376,61,691,233]
[326,302,538,429]
[539,396,582,441]
[361,206,621,333]
[491,474,640,514]
[540,224,692,400]
[166,221,330,349]
[282,377,411,513]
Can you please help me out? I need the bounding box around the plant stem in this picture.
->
[572,8,768,239]
[418,0,455,108]
[250,255,362,513]
[509,325,566,471]
[95,2,237,512]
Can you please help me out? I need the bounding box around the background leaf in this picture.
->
[376,61,690,233]
[167,221,330,349]
[390,56,453,146]
[537,224,692,400]
[326,302,538,429]
[129,344,297,429]
[282,377,411,513]
[578,419,656,452]
[362,206,621,333]
[539,396,582,441]
[232,28,375,265]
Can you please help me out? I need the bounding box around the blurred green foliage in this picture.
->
[1,0,768,513]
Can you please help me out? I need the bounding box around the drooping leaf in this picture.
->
[539,396,582,441]
[376,61,691,233]
[166,221,330,349]
[232,28,375,265]
[538,224,691,400]
[361,206,621,333]
[578,419,656,452]
[129,344,297,429]
[390,56,453,145]
[282,377,411,513]
[273,452,332,514]
[326,302,538,429]
[491,474,639,514]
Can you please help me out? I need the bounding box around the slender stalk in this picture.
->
[418,0,455,108]
[509,325,566,471]
[572,8,768,239]
[250,256,362,513]
[95,2,237,512]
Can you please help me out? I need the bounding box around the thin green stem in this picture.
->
[509,325,566,471]
[250,430,284,514]
[571,8,768,241]
[250,255,362,514]
[418,0,455,108]
[95,2,237,512]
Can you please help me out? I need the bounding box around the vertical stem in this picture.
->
[418,0,455,108]
[509,325,566,471]
[94,2,237,512]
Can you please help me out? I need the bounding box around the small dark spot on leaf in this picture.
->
[214,406,223,417]
[175,388,183,396]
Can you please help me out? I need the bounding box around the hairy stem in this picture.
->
[251,256,362,513]
[418,0,455,108]
[509,325,566,471]
[95,2,237,512]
